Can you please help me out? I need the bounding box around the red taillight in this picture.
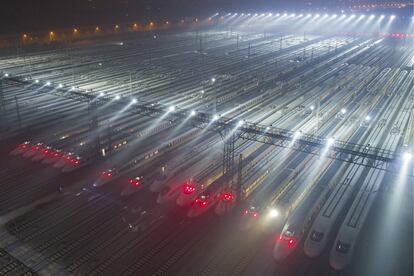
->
[101,171,113,178]
[221,192,234,201]
[194,198,208,208]
[253,212,258,218]
[183,183,196,194]
[43,150,49,155]
[72,159,80,166]
[279,235,283,241]
[129,179,140,186]
[288,238,294,246]
[243,209,249,215]
[19,144,28,149]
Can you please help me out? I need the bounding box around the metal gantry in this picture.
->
[3,76,403,177]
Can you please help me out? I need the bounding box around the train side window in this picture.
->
[335,241,350,254]
[310,230,324,242]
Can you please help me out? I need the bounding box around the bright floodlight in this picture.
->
[283,13,288,17]
[4,73,9,77]
[403,152,412,161]
[293,130,302,139]
[268,208,279,218]
[58,84,63,88]
[35,79,39,83]
[315,14,320,18]
[340,108,347,114]
[212,114,219,121]
[310,105,315,110]
[114,95,120,100]
[131,98,137,104]
[390,15,395,20]
[365,115,371,121]
[190,110,196,116]
[291,13,296,17]
[168,105,175,112]
[266,126,270,131]
[46,81,51,86]
[380,15,385,19]
[360,14,366,18]
[369,15,375,19]
[211,77,216,83]
[327,137,335,146]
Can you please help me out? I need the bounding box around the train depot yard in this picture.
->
[0,11,413,276]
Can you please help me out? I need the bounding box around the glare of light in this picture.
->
[4,73,9,77]
[58,84,63,88]
[323,13,328,17]
[365,115,371,121]
[212,114,219,121]
[268,13,273,16]
[403,152,412,162]
[276,13,280,16]
[99,92,105,97]
[390,15,395,20]
[350,14,356,18]
[35,79,39,83]
[119,42,124,46]
[283,13,288,17]
[307,13,312,17]
[341,14,346,18]
[201,90,205,94]
[315,14,320,18]
[71,86,75,90]
[310,105,315,110]
[293,130,302,139]
[168,106,175,112]
[332,14,338,18]
[46,81,51,86]
[211,77,216,82]
[131,98,137,104]
[268,208,279,218]
[340,108,347,114]
[380,15,385,19]
[369,15,375,19]
[238,120,244,126]
[299,14,303,17]
[190,110,196,116]
[327,137,335,146]
[360,14,366,18]
[114,95,120,100]
[266,126,270,131]
[291,13,296,17]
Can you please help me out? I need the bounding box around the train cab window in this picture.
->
[310,231,324,242]
[335,241,350,254]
